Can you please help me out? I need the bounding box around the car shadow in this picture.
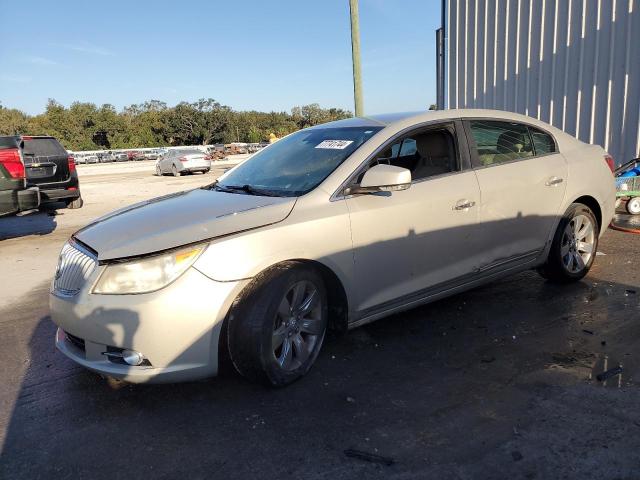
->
[0,209,58,240]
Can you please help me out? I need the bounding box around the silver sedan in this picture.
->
[155,149,211,176]
[50,109,615,386]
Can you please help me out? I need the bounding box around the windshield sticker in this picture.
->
[315,140,354,150]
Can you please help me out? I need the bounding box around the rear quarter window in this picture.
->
[529,127,557,155]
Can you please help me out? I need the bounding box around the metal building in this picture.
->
[444,0,640,164]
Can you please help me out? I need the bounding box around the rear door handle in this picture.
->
[454,199,476,210]
[545,176,564,186]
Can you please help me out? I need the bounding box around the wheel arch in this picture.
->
[291,259,350,333]
[572,195,602,230]
[217,258,349,370]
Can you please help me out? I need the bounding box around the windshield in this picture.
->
[216,126,383,196]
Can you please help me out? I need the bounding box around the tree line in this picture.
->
[0,99,352,151]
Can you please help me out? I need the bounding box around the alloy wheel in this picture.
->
[561,214,595,273]
[271,280,325,371]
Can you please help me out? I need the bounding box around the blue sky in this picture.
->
[0,0,441,116]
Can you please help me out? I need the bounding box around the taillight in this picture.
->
[179,156,187,162]
[68,155,76,173]
[0,148,25,179]
[604,154,615,172]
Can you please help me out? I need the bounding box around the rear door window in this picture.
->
[467,121,533,167]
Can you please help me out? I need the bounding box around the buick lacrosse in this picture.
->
[51,110,615,386]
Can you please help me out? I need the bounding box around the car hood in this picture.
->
[74,188,296,261]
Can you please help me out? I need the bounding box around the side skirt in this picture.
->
[348,252,541,330]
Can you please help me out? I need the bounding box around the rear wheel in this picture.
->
[626,197,640,215]
[227,263,328,387]
[172,165,180,177]
[538,203,598,283]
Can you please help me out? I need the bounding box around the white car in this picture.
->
[50,109,615,386]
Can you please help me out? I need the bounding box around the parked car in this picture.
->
[115,153,128,162]
[143,151,158,160]
[99,152,115,163]
[0,136,40,216]
[50,110,615,386]
[127,151,144,161]
[155,149,211,176]
[74,154,87,165]
[85,154,99,164]
[19,136,82,209]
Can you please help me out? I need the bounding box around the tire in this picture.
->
[538,203,599,283]
[172,165,180,177]
[227,262,328,387]
[66,197,84,209]
[156,165,162,176]
[203,169,210,174]
[626,197,640,215]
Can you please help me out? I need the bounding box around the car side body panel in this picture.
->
[558,142,616,234]
[194,193,356,310]
[195,110,616,325]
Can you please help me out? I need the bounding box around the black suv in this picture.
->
[0,136,40,216]
[20,136,83,209]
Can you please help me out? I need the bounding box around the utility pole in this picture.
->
[349,0,364,117]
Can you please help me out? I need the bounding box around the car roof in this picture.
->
[316,109,578,147]
[320,108,565,131]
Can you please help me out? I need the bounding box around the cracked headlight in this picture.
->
[93,245,205,294]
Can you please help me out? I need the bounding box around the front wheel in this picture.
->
[538,203,599,283]
[172,165,180,177]
[626,197,640,215]
[156,165,162,176]
[227,263,328,387]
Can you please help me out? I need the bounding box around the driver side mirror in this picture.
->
[345,164,412,195]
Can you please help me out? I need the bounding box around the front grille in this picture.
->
[65,332,85,352]
[53,242,97,296]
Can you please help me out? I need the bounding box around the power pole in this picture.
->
[349,0,364,117]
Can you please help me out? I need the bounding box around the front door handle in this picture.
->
[545,176,564,186]
[454,199,476,210]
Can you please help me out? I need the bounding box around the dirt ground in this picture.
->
[1,162,639,479]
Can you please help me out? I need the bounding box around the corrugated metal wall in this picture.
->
[446,0,640,164]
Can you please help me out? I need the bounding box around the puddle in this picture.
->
[612,212,640,230]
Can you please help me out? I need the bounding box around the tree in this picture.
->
[0,107,30,135]
[291,103,351,129]
[0,99,353,150]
